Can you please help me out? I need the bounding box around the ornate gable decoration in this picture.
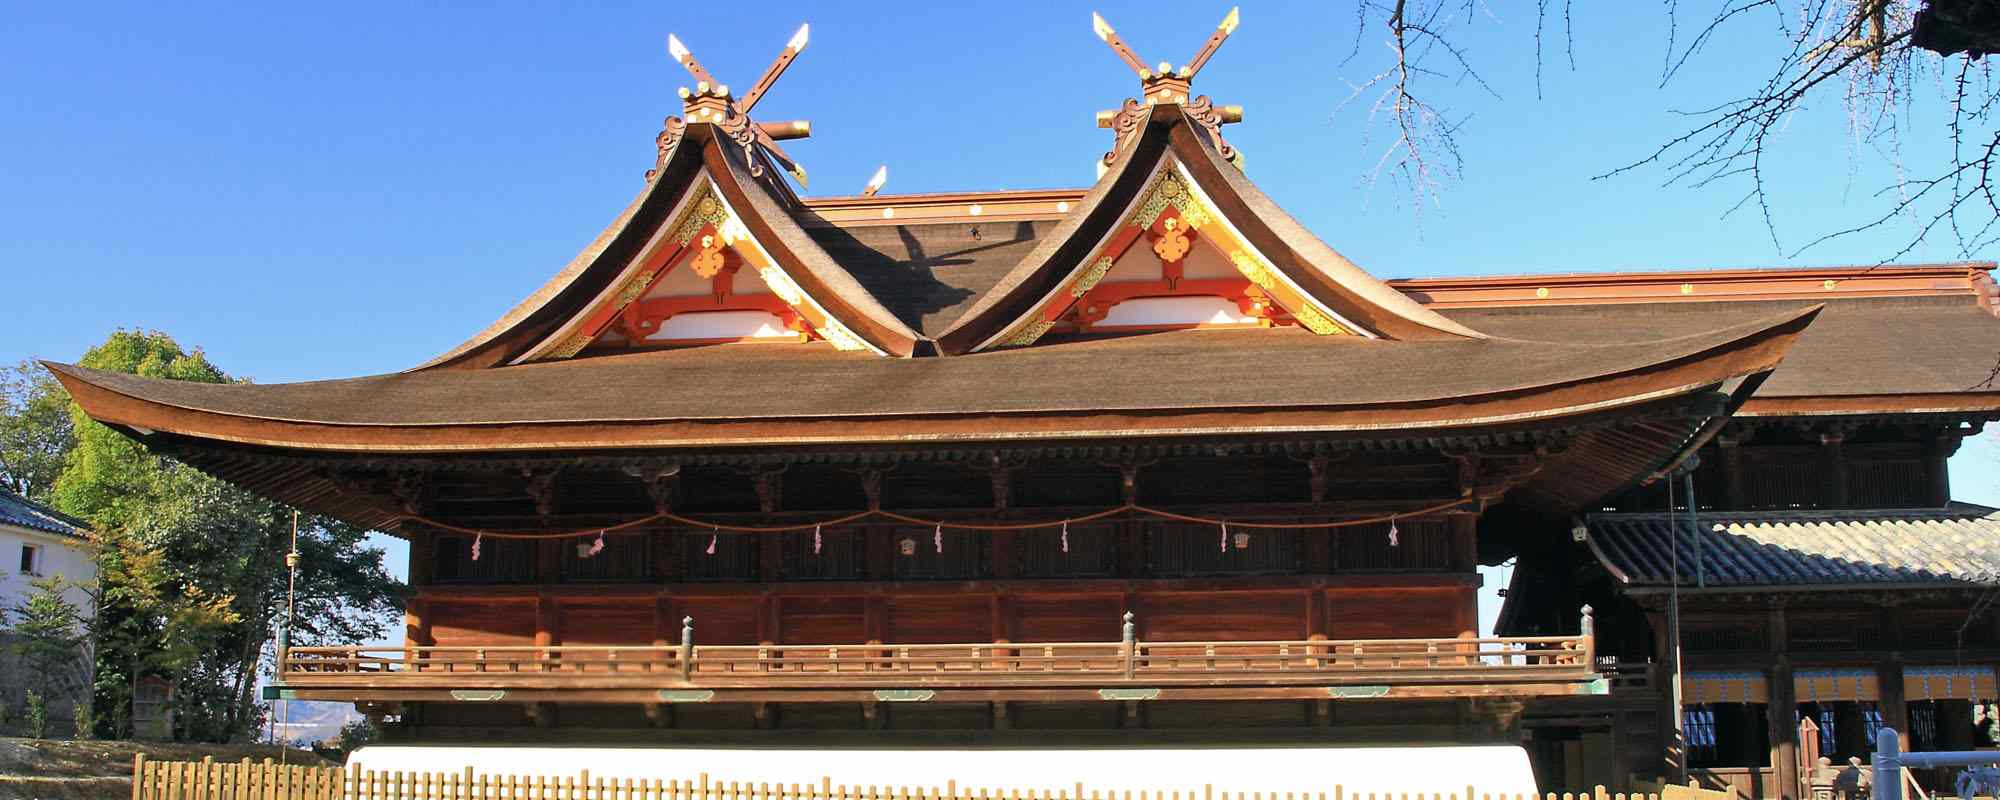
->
[1092,8,1244,171]
[520,175,876,361]
[650,25,814,188]
[984,159,1365,350]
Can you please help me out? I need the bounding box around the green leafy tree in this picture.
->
[42,330,402,742]
[0,360,74,500]
[24,690,46,739]
[6,574,91,701]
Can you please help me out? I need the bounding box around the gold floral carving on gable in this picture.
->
[1133,169,1210,231]
[671,187,731,247]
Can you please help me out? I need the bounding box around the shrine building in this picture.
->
[48,10,2000,796]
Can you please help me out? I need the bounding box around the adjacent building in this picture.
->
[0,488,96,731]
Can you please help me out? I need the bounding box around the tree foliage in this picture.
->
[0,360,74,500]
[5,574,91,701]
[13,330,403,743]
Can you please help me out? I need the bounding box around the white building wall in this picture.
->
[0,523,96,617]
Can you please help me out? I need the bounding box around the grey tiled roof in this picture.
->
[1585,504,2000,589]
[0,489,87,539]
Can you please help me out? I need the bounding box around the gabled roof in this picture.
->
[418,123,925,367]
[0,489,88,540]
[1585,504,2000,591]
[44,305,1814,453]
[933,106,1482,354]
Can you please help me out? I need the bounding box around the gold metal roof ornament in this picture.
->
[1091,8,1245,168]
[657,24,814,188]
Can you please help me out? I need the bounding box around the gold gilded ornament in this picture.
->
[1070,257,1116,299]
[1153,218,1191,263]
[691,235,727,278]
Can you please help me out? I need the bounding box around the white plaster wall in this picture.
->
[0,523,96,621]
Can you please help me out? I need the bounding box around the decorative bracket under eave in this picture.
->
[1092,8,1244,170]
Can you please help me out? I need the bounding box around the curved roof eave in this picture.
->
[42,305,1820,455]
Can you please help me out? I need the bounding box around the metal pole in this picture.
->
[1681,462,1704,589]
[1876,726,1902,800]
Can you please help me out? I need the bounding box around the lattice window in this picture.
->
[433,535,535,583]
[1847,459,1930,507]
[1334,520,1452,571]
[1018,524,1119,578]
[889,527,985,580]
[1685,706,1720,765]
[778,528,863,581]
[1147,522,1300,577]
[559,532,651,582]
[684,531,759,582]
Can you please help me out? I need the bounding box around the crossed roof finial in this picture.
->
[653,24,814,188]
[1091,8,1245,168]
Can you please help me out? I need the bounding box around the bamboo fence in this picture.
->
[131,754,1736,800]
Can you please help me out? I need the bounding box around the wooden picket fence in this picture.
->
[131,755,1731,800]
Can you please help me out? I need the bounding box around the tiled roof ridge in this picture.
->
[0,487,89,539]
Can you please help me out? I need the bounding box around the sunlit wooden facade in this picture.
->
[47,12,2000,795]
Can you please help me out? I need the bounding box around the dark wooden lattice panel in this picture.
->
[1334,519,1451,571]
[887,526,985,580]
[1147,521,1301,577]
[433,535,536,583]
[778,527,864,581]
[559,532,651,582]
[683,530,759,582]
[1017,523,1120,577]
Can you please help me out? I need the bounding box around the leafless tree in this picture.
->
[1342,0,2000,260]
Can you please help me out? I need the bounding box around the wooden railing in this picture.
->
[133,755,1691,800]
[276,622,1595,705]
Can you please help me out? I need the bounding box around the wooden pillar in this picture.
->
[534,596,558,648]
[1819,431,1849,509]
[403,597,432,647]
[660,530,688,582]
[1303,529,1332,574]
[535,539,561,583]
[1716,435,1748,509]
[1650,609,1686,783]
[1449,512,1478,573]
[758,593,777,645]
[1767,608,1799,800]
[759,535,783,582]
[1305,588,1328,640]
[1879,658,1909,751]
[864,525,892,580]
[990,531,1018,579]
[651,596,674,647]
[1118,519,1146,578]
[1925,430,1961,507]
[407,531,436,587]
[865,595,889,644]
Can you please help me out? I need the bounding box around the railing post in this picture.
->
[1874,727,1902,800]
[680,616,695,681]
[1122,611,1137,679]
[1580,604,1596,668]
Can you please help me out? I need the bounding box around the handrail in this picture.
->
[279,632,1595,688]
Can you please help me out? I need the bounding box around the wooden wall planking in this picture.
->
[413,583,1477,648]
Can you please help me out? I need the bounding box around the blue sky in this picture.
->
[4,2,1995,635]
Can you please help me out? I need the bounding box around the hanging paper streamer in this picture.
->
[1219,522,1229,553]
[813,524,822,555]
[470,533,483,561]
[1388,516,1399,547]
[1060,521,1070,553]
[584,530,605,558]
[706,530,718,556]
[934,523,944,554]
